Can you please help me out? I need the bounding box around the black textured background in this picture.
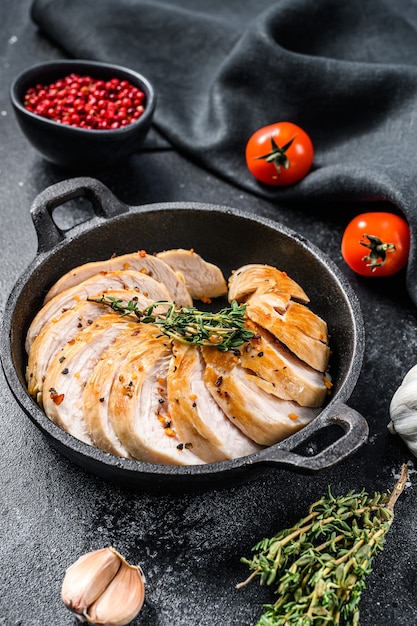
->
[1,1,417,625]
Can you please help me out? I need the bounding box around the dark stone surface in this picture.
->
[1,2,416,625]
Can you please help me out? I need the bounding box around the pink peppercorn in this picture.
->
[23,73,146,130]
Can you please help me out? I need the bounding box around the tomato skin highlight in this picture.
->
[341,212,410,277]
[245,122,314,186]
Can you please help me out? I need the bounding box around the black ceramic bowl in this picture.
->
[10,60,156,169]
[1,178,369,493]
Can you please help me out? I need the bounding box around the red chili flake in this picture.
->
[23,73,147,130]
[49,388,65,405]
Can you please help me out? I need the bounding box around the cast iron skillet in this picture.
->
[1,177,368,492]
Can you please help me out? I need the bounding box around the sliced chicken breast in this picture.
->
[43,250,193,307]
[167,341,262,463]
[82,324,150,458]
[239,320,328,407]
[42,312,137,445]
[25,269,172,353]
[26,289,155,398]
[156,248,227,300]
[108,326,204,465]
[228,263,310,304]
[245,293,330,372]
[202,346,320,446]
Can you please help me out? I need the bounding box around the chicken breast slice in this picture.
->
[107,326,204,465]
[83,324,151,458]
[42,312,137,446]
[228,263,310,304]
[201,347,320,446]
[25,269,172,353]
[156,248,227,300]
[26,289,156,398]
[245,293,330,372]
[239,320,329,407]
[166,341,262,463]
[43,250,193,307]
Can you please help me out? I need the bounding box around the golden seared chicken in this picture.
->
[239,320,328,407]
[106,325,204,465]
[26,289,155,399]
[245,292,330,372]
[25,269,172,352]
[156,248,227,300]
[167,341,262,463]
[42,312,137,445]
[43,250,193,307]
[201,347,320,446]
[26,253,332,466]
[228,263,310,304]
[82,323,151,458]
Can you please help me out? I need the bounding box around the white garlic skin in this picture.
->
[85,559,145,626]
[61,547,121,615]
[61,547,145,626]
[388,364,417,456]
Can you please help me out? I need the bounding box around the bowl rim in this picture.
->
[10,58,156,136]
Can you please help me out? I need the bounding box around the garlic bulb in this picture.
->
[388,363,417,456]
[61,547,145,626]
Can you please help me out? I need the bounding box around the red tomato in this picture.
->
[341,212,410,277]
[245,121,314,186]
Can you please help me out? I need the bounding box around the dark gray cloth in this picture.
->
[30,0,417,298]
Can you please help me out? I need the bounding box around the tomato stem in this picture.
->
[253,135,296,175]
[360,234,396,271]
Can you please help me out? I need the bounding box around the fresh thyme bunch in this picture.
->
[237,464,408,626]
[88,295,254,352]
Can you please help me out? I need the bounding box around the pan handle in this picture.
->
[253,400,369,472]
[31,177,128,253]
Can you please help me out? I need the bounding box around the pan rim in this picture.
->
[0,200,365,482]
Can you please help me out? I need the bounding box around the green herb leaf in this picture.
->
[87,296,254,353]
[237,464,408,625]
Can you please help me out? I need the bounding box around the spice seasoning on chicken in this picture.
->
[26,254,331,465]
[49,388,65,405]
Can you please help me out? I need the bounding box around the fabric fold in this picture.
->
[30,0,417,303]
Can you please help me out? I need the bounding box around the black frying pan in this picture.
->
[0,177,368,492]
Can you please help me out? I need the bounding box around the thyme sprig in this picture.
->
[237,464,408,626]
[87,295,254,352]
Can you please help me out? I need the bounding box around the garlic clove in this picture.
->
[84,557,145,626]
[61,547,121,615]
